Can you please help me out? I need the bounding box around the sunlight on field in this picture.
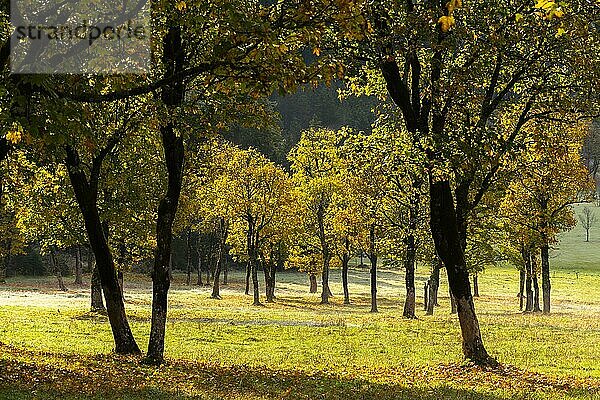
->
[2,256,600,399]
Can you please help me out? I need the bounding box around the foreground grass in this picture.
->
[2,263,600,399]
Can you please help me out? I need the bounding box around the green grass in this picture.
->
[2,206,600,399]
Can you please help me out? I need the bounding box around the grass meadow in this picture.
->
[1,204,600,399]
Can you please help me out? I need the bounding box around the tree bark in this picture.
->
[211,218,227,300]
[540,244,551,314]
[519,268,525,311]
[473,273,479,297]
[317,204,332,304]
[369,224,378,313]
[117,271,124,299]
[426,260,440,315]
[196,240,203,286]
[50,250,67,292]
[429,179,491,364]
[341,241,350,305]
[186,229,192,286]
[424,281,429,311]
[65,145,139,354]
[309,273,317,293]
[243,261,249,294]
[402,232,416,318]
[147,23,186,364]
[532,271,541,312]
[91,263,105,312]
[450,286,457,314]
[74,245,83,285]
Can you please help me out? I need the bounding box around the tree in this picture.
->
[289,127,347,304]
[502,122,594,314]
[340,0,600,364]
[578,206,596,242]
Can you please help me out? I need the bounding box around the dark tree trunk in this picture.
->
[540,244,551,314]
[196,239,203,286]
[147,23,186,364]
[91,263,105,312]
[211,218,227,300]
[473,273,479,297]
[532,272,541,312]
[87,245,94,273]
[269,265,276,301]
[341,241,350,305]
[317,204,331,304]
[368,224,378,313]
[251,257,260,305]
[223,262,228,285]
[429,179,491,364]
[519,268,525,311]
[50,250,67,292]
[65,145,140,355]
[402,233,416,318]
[423,281,429,311]
[245,261,251,295]
[74,245,83,285]
[186,229,192,286]
[117,271,124,298]
[263,261,276,303]
[523,247,533,311]
[449,286,457,314]
[426,260,441,315]
[309,273,317,293]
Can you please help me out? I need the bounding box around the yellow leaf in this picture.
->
[312,47,321,56]
[175,1,186,11]
[438,15,455,32]
[515,13,524,22]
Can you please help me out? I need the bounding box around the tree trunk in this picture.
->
[117,271,124,298]
[309,273,317,293]
[426,260,441,315]
[532,271,541,312]
[369,224,377,313]
[186,229,192,286]
[402,233,416,318]
[211,219,226,300]
[519,268,525,311]
[269,265,276,301]
[50,250,68,292]
[245,261,251,295]
[540,244,551,314]
[147,23,186,364]
[65,145,139,355]
[429,179,491,365]
[251,257,260,305]
[473,273,479,297]
[341,251,350,305]
[74,245,83,285]
[196,244,203,286]
[87,245,94,273]
[91,263,105,312]
[223,262,228,285]
[449,286,457,314]
[424,281,429,311]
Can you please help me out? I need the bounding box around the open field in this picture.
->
[2,245,600,400]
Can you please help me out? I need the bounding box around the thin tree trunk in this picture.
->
[74,245,83,285]
[341,245,350,305]
[245,261,251,295]
[473,273,479,297]
[424,281,429,311]
[50,250,68,292]
[541,244,551,314]
[402,233,416,318]
[426,260,440,315]
[196,244,203,286]
[65,145,140,355]
[223,261,228,285]
[91,263,105,312]
[309,273,317,293]
[519,268,525,311]
[211,219,226,300]
[186,229,192,286]
[532,272,541,312]
[369,224,377,313]
[429,179,491,365]
[117,271,124,298]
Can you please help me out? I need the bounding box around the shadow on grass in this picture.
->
[1,351,597,400]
